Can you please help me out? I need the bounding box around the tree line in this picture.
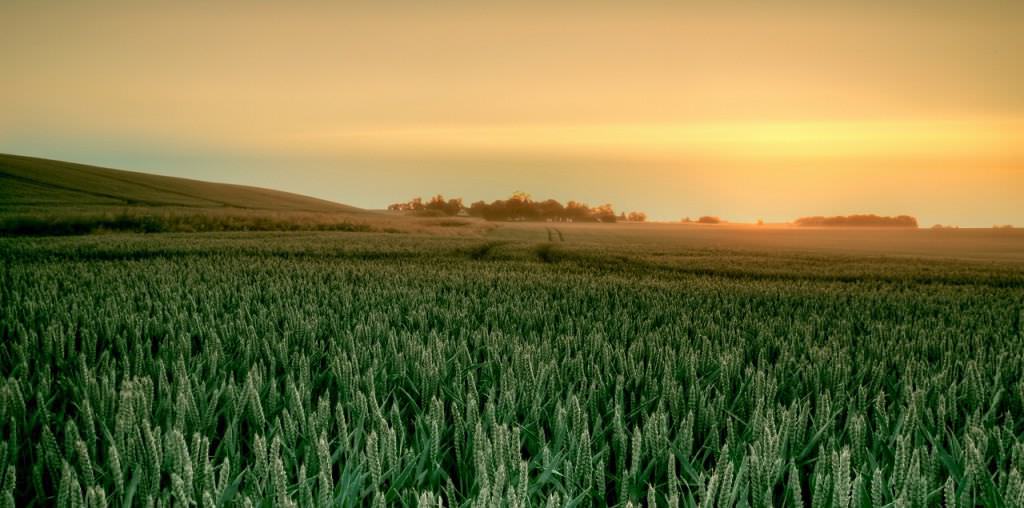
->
[794,214,919,228]
[389,193,647,222]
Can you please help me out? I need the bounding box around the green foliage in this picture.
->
[0,210,375,236]
[0,232,1022,506]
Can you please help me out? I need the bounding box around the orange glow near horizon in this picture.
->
[1,1,1022,226]
[295,119,1023,163]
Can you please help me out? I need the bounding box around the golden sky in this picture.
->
[2,1,1022,225]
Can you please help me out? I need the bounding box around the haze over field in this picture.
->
[2,1,1022,226]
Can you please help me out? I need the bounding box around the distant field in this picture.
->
[2,229,1023,506]
[5,153,1021,263]
[492,221,1024,262]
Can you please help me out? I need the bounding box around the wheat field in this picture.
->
[1,231,1023,507]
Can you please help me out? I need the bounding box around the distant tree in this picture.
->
[391,195,465,215]
[794,214,918,228]
[392,192,623,222]
[387,196,425,212]
[538,199,565,221]
[627,211,647,222]
[681,217,692,223]
[698,216,721,224]
[481,199,507,221]
[592,204,617,223]
[423,195,464,216]
[425,195,448,214]
[484,192,530,221]
[511,191,531,202]
[565,201,592,222]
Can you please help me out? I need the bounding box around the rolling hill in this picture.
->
[0,153,361,213]
[0,153,492,236]
[0,153,403,235]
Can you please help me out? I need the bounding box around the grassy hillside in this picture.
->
[0,153,360,213]
[0,154,491,236]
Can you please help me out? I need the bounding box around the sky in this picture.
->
[2,1,1022,226]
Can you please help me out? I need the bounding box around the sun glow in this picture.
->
[301,119,1023,163]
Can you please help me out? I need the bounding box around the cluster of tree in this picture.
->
[387,195,464,216]
[794,214,918,228]
[623,211,647,222]
[681,216,723,224]
[389,192,645,222]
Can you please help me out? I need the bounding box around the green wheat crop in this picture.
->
[0,232,1022,506]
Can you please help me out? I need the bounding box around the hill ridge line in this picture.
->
[0,152,361,213]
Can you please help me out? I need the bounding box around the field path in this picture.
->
[545,227,565,242]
